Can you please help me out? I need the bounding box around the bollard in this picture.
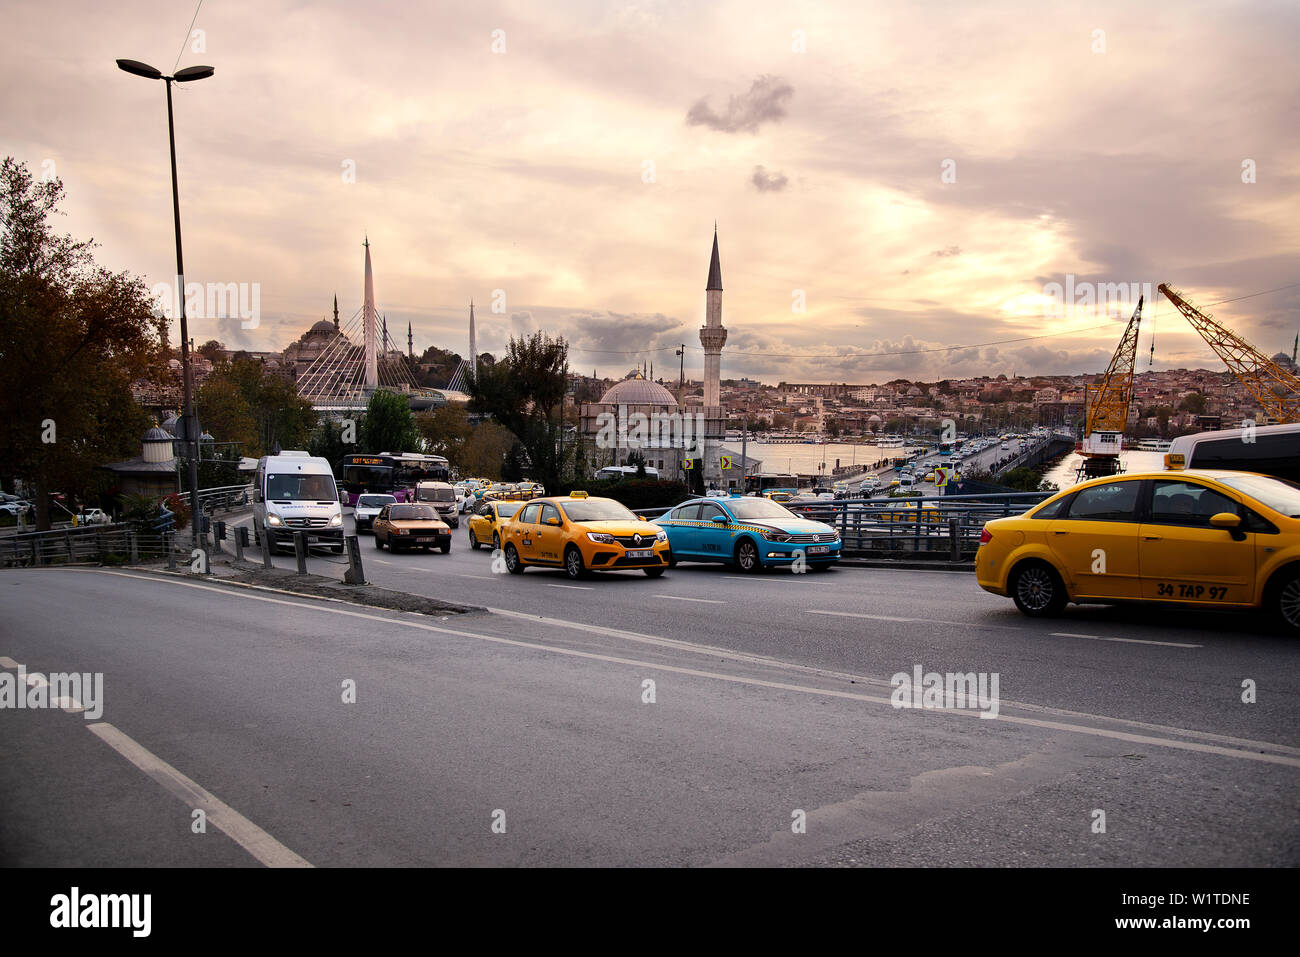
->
[259,522,273,569]
[234,528,244,562]
[166,531,177,569]
[213,520,225,554]
[129,530,138,564]
[949,518,960,562]
[343,534,366,585]
[294,531,308,575]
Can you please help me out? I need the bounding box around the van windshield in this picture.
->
[267,473,336,501]
[418,487,456,502]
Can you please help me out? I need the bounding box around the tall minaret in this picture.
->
[408,321,413,359]
[332,294,339,331]
[468,300,478,382]
[700,224,727,409]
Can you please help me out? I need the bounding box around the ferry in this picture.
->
[1134,438,1173,452]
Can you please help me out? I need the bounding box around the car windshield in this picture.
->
[727,499,798,520]
[560,499,639,522]
[495,502,523,518]
[267,473,336,501]
[357,495,395,507]
[1216,473,1300,517]
[390,505,438,521]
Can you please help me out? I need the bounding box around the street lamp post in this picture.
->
[116,59,214,541]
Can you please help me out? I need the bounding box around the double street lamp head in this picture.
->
[116,59,214,83]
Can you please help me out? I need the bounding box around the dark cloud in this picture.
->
[931,246,961,257]
[751,166,789,192]
[687,75,793,134]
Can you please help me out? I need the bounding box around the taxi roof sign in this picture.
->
[569,490,589,498]
[1164,452,1187,470]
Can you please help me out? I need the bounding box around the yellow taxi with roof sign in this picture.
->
[975,467,1300,630]
[500,491,670,579]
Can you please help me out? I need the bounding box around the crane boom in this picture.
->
[1158,284,1300,423]
[1080,297,1142,462]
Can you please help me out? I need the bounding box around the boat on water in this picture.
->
[1133,438,1172,452]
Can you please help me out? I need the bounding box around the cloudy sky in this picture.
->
[3,0,1298,384]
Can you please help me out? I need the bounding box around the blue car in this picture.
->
[654,494,841,573]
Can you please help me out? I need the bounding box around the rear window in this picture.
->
[1063,481,1140,522]
[357,495,396,507]
[390,505,437,521]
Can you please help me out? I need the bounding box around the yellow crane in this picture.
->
[1158,284,1300,423]
[1079,296,1142,475]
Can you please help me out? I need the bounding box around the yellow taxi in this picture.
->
[466,497,525,550]
[501,491,670,579]
[975,468,1300,630]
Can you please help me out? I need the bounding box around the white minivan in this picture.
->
[253,451,345,554]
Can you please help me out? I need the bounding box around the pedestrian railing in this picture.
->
[0,523,187,568]
[172,483,254,515]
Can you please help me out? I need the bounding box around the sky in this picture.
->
[3,0,1299,385]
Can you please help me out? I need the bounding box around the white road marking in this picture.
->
[653,595,725,604]
[1051,632,1201,648]
[454,574,495,580]
[56,696,84,713]
[723,576,832,584]
[0,656,19,669]
[79,570,1300,768]
[809,610,916,622]
[546,584,593,590]
[86,722,312,868]
[374,559,392,565]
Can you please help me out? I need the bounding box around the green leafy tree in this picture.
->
[0,158,167,528]
[415,404,473,463]
[1179,392,1207,414]
[197,359,315,456]
[457,421,514,479]
[467,332,568,490]
[308,418,349,473]
[359,389,419,454]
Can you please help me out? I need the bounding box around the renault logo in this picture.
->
[633,534,642,545]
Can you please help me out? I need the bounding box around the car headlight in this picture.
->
[766,532,791,542]
[329,514,343,527]
[587,532,615,544]
[398,528,410,534]
[266,514,283,526]
[655,530,667,542]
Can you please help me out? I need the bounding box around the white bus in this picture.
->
[595,465,661,481]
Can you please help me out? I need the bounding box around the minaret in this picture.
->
[332,294,339,331]
[700,224,727,409]
[468,300,478,382]
[363,236,378,388]
[408,321,414,359]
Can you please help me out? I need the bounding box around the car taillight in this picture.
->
[979,527,992,545]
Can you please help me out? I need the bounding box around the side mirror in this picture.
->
[711,515,728,523]
[546,517,561,526]
[1209,512,1241,530]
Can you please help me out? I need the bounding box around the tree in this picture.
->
[415,404,473,463]
[197,358,315,456]
[308,418,348,473]
[457,421,514,479]
[197,339,225,362]
[1179,392,1207,415]
[467,331,568,489]
[0,158,168,528]
[359,389,419,454]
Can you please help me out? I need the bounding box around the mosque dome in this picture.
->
[598,376,678,406]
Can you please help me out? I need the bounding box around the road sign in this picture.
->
[720,455,733,469]
[684,458,694,469]
[935,466,953,487]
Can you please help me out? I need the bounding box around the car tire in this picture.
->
[374,534,383,550]
[440,541,451,554]
[468,529,481,550]
[1010,560,1068,617]
[666,548,677,568]
[492,532,500,550]
[505,543,524,574]
[644,567,665,578]
[564,546,587,580]
[1270,568,1300,632]
[734,538,762,573]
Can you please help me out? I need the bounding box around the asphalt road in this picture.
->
[3,509,1298,866]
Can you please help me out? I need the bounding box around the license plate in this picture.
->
[307,536,320,544]
[807,545,830,554]
[626,549,654,559]
[416,537,437,543]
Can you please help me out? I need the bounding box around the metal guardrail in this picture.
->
[0,523,185,568]
[633,491,1050,559]
[171,484,254,514]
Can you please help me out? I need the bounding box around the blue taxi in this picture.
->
[654,493,841,572]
